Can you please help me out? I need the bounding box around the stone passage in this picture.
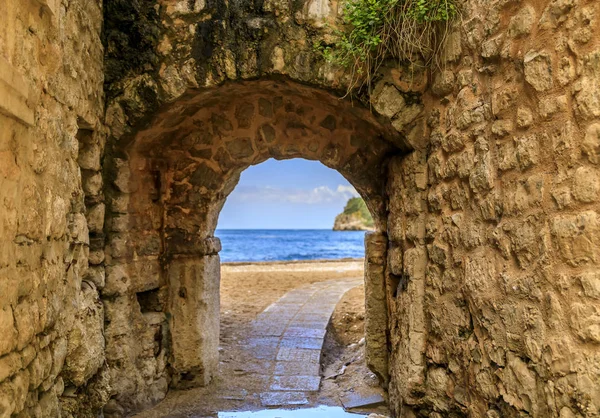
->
[4,0,600,415]
[251,277,363,407]
[101,78,402,414]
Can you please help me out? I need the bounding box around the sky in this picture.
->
[217,159,359,229]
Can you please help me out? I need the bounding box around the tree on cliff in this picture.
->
[333,197,375,231]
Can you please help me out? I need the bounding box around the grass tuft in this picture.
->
[315,0,460,94]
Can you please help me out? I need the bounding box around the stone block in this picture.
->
[442,30,462,63]
[32,0,60,18]
[508,5,535,38]
[103,264,130,296]
[260,391,308,406]
[106,234,129,259]
[13,300,38,351]
[270,375,320,392]
[300,0,334,28]
[168,255,220,388]
[78,143,102,171]
[579,272,600,299]
[0,352,21,384]
[392,104,423,133]
[570,303,600,343]
[0,380,14,417]
[0,306,17,356]
[63,284,105,386]
[388,245,403,276]
[515,135,539,170]
[27,347,52,391]
[517,107,533,128]
[524,51,553,92]
[539,95,568,119]
[86,203,105,233]
[364,232,389,383]
[234,103,255,129]
[403,247,427,280]
[103,296,136,340]
[159,64,187,101]
[481,37,502,59]
[583,123,600,164]
[226,137,254,159]
[83,171,103,196]
[68,213,89,245]
[371,84,406,119]
[12,369,29,413]
[498,354,539,414]
[431,70,455,97]
[89,247,105,265]
[469,151,495,193]
[551,211,599,266]
[572,167,599,203]
[341,392,386,409]
[274,360,320,375]
[85,266,106,289]
[258,123,276,144]
[0,57,34,126]
[574,51,600,120]
[38,386,59,417]
[441,132,465,153]
[111,159,134,193]
[164,0,205,16]
[20,345,36,371]
[167,235,221,257]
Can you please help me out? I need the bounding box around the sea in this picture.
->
[216,229,367,263]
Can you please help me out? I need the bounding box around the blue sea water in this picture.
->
[216,229,367,263]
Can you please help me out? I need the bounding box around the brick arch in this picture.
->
[103,78,406,412]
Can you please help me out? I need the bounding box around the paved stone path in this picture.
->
[134,276,364,417]
[247,277,364,407]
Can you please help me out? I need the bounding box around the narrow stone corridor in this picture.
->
[5,0,599,415]
[133,262,377,418]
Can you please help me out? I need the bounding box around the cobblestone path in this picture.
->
[134,276,363,417]
[247,277,364,407]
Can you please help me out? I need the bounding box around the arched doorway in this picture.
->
[102,78,405,413]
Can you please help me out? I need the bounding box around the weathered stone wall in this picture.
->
[381,0,600,416]
[102,77,401,414]
[2,0,600,416]
[100,0,600,416]
[99,1,411,414]
[0,0,108,416]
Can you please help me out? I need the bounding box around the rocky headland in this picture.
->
[333,198,375,231]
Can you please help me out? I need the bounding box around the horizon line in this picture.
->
[215,228,355,231]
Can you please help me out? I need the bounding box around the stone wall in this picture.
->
[99,1,412,414]
[381,0,600,416]
[102,77,402,415]
[1,0,600,417]
[0,0,108,416]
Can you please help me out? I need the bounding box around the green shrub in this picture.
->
[315,0,459,90]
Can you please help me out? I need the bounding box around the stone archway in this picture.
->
[102,77,406,414]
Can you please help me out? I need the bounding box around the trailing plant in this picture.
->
[315,0,459,92]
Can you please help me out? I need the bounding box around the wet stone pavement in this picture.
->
[250,277,364,407]
[135,277,364,417]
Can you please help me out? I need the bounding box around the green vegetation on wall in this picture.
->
[315,0,459,90]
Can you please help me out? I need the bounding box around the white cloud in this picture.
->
[229,184,360,205]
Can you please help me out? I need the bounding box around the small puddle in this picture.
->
[218,406,366,417]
